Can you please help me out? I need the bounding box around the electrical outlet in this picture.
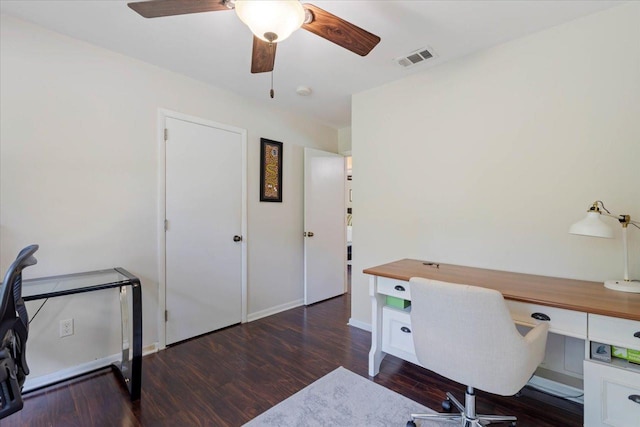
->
[59,318,74,338]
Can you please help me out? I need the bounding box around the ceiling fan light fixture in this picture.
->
[235,0,305,43]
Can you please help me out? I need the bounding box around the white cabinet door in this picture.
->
[381,306,420,365]
[584,360,640,427]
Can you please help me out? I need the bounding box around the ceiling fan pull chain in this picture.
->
[269,42,275,99]
[270,59,275,99]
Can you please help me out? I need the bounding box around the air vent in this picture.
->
[394,47,436,69]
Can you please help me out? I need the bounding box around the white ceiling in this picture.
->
[0,0,621,129]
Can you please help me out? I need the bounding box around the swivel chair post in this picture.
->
[464,386,476,420]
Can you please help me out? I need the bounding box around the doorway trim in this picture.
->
[157,108,248,350]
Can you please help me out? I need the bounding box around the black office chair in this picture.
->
[0,244,38,419]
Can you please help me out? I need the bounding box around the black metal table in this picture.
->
[22,268,142,401]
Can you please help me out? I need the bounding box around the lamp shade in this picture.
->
[235,0,305,43]
[569,211,614,238]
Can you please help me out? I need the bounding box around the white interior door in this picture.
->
[165,116,244,345]
[304,148,346,305]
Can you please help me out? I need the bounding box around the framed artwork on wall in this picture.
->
[259,138,283,202]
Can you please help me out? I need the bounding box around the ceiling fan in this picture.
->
[128,0,381,95]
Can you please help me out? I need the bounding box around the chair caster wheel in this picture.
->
[406,421,417,427]
[441,398,452,412]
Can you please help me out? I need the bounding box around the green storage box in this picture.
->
[612,346,640,364]
[386,296,410,309]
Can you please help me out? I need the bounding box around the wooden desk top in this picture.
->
[364,259,640,321]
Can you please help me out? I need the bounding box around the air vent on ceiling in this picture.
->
[395,47,436,69]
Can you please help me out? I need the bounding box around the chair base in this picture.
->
[408,389,517,427]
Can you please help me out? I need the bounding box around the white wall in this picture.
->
[0,15,338,377]
[338,126,352,154]
[351,3,640,326]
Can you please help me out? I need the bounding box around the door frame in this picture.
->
[157,109,247,350]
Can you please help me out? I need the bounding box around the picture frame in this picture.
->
[259,138,283,202]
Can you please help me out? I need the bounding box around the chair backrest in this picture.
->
[0,244,39,419]
[409,277,548,396]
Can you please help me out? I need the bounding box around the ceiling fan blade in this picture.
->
[128,0,232,18]
[251,37,277,74]
[301,3,380,56]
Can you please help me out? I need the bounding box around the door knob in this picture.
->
[304,232,314,237]
[233,235,243,242]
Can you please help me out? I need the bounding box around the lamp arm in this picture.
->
[600,212,639,229]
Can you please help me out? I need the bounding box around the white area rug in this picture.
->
[243,366,447,426]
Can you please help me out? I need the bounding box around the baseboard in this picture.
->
[247,299,304,322]
[348,317,371,332]
[23,355,121,392]
[23,342,159,392]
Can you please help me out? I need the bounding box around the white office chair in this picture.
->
[406,277,549,427]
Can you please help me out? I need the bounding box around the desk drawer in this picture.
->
[381,306,420,365]
[377,277,411,300]
[506,300,587,339]
[589,314,640,351]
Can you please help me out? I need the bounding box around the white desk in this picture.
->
[365,259,640,427]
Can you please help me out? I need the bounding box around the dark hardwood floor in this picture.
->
[6,294,582,426]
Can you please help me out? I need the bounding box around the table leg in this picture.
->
[113,280,142,401]
[368,276,386,377]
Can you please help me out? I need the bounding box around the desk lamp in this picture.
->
[569,200,640,293]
